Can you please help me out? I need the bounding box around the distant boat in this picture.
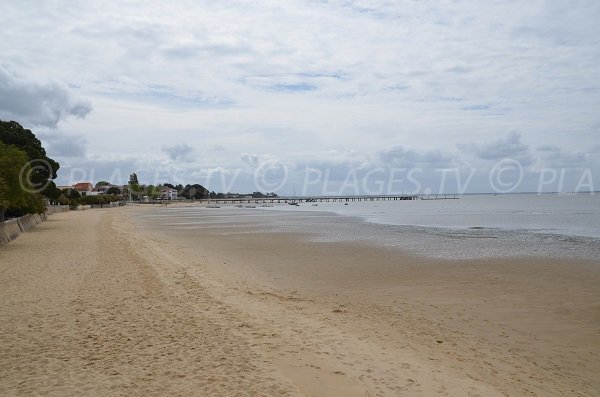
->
[261,204,273,207]
[344,203,348,205]
[245,205,256,208]
[311,203,318,206]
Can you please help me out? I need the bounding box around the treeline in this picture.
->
[0,119,279,221]
[57,187,124,209]
[0,120,60,220]
[130,178,278,200]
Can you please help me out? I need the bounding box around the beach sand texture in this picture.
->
[1,207,599,396]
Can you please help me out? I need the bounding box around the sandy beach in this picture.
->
[1,206,599,396]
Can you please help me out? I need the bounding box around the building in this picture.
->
[72,182,93,196]
[160,187,178,200]
[92,184,119,195]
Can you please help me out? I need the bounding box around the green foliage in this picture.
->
[0,142,45,217]
[78,194,123,206]
[181,184,208,199]
[145,185,161,199]
[0,176,7,221]
[57,193,70,205]
[129,173,139,185]
[43,181,62,204]
[95,181,110,188]
[63,188,81,200]
[106,186,121,195]
[248,191,278,198]
[0,120,59,196]
[128,172,141,199]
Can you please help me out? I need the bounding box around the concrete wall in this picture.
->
[0,219,22,245]
[0,213,47,246]
[46,205,70,215]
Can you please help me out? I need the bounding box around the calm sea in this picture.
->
[268,193,600,238]
[138,193,600,260]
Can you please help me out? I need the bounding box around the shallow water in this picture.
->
[137,194,600,261]
[266,193,600,238]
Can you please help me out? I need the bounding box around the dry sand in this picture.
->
[1,207,599,396]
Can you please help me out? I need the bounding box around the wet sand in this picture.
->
[1,206,599,396]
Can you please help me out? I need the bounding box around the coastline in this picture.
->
[1,206,599,395]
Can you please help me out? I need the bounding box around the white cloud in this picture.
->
[0,0,598,192]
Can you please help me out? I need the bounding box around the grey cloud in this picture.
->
[162,43,254,59]
[38,132,87,158]
[379,146,455,168]
[162,143,194,161]
[463,131,534,165]
[55,158,139,186]
[537,146,589,168]
[241,153,261,167]
[511,2,600,46]
[293,160,366,182]
[0,66,92,128]
[537,144,561,152]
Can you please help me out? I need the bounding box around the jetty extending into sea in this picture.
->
[196,194,458,205]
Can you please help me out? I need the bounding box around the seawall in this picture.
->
[0,213,48,246]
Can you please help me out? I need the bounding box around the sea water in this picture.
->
[268,193,600,238]
[138,193,600,260]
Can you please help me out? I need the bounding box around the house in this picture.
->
[161,187,178,200]
[93,184,119,195]
[72,182,93,196]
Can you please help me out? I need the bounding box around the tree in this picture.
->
[0,142,45,218]
[0,120,59,196]
[64,188,81,201]
[128,172,141,199]
[106,186,121,195]
[181,183,208,199]
[129,173,139,185]
[57,193,70,205]
[146,185,161,199]
[0,176,8,222]
[95,181,110,188]
[43,181,62,205]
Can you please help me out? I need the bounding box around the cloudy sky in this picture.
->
[1,0,599,194]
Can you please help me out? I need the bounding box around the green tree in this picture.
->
[146,185,161,199]
[181,184,208,199]
[0,176,8,222]
[128,172,141,199]
[106,186,121,195]
[43,181,62,205]
[64,188,81,201]
[0,142,45,218]
[0,120,59,196]
[57,193,70,205]
[95,181,110,188]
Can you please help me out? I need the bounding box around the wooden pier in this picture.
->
[195,194,458,205]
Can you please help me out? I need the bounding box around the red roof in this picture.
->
[73,182,93,191]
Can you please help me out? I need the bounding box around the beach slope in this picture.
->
[1,207,599,396]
